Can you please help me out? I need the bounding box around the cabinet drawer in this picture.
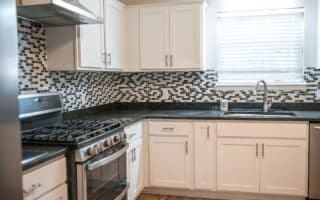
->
[125,122,142,143]
[37,184,68,200]
[217,121,308,139]
[23,157,67,200]
[148,120,193,136]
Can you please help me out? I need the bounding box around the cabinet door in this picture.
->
[105,0,124,70]
[130,140,144,199]
[260,140,307,196]
[78,0,105,70]
[194,122,216,190]
[127,148,134,200]
[169,5,202,69]
[37,184,68,200]
[140,7,169,70]
[217,138,259,193]
[149,136,191,188]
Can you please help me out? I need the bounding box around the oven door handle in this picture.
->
[87,144,129,171]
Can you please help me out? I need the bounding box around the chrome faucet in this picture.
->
[255,80,272,112]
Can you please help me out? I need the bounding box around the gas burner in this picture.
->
[22,119,122,144]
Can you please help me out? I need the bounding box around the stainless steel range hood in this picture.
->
[17,0,103,26]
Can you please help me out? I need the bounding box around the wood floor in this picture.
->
[137,193,224,200]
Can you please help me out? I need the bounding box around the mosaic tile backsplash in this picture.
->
[18,19,320,111]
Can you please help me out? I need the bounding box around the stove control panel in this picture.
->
[76,131,127,162]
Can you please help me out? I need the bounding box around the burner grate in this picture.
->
[22,120,121,144]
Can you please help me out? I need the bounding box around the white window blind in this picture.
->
[217,8,304,84]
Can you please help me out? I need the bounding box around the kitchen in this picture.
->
[1,0,320,200]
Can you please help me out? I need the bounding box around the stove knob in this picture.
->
[119,133,127,141]
[113,135,119,143]
[104,139,111,147]
[87,146,99,156]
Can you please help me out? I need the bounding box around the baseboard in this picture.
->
[142,187,306,200]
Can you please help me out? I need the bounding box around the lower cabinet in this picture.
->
[217,138,308,196]
[194,122,216,191]
[127,139,144,200]
[37,184,68,200]
[217,138,260,193]
[23,157,67,200]
[149,136,192,188]
[259,140,307,196]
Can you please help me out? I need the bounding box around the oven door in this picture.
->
[77,143,129,200]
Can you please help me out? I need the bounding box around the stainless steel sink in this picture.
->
[223,110,296,118]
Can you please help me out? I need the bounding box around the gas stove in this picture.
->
[19,93,131,200]
[22,119,122,143]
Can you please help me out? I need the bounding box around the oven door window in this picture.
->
[86,145,127,200]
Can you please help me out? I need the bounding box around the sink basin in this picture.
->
[223,110,295,118]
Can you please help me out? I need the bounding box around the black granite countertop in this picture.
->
[22,145,68,171]
[63,103,320,125]
[23,103,320,170]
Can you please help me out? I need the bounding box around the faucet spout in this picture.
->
[255,80,272,112]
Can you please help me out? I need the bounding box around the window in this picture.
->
[217,8,304,84]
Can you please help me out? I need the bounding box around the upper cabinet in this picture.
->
[140,7,169,70]
[126,2,206,71]
[105,0,125,70]
[47,0,125,71]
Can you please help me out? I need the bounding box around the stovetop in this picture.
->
[21,119,125,145]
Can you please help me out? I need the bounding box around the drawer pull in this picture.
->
[313,126,320,130]
[207,126,210,140]
[162,128,175,132]
[256,144,258,157]
[185,141,188,154]
[23,183,42,196]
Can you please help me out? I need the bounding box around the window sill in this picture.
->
[215,82,307,90]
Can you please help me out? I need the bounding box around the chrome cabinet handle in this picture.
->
[129,133,136,139]
[131,150,134,163]
[170,55,173,66]
[162,128,174,132]
[207,126,210,140]
[314,126,320,130]
[165,55,168,67]
[107,53,111,65]
[101,52,106,64]
[256,144,258,157]
[262,144,265,157]
[23,183,42,196]
[185,141,188,154]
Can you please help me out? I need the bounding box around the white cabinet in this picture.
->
[126,122,144,200]
[128,140,144,200]
[217,138,260,193]
[149,136,192,188]
[169,5,202,69]
[47,0,106,71]
[216,121,308,197]
[137,3,205,71]
[105,0,125,70]
[260,140,307,196]
[140,7,168,70]
[194,122,216,190]
[47,0,125,71]
[23,157,67,200]
[78,0,105,70]
[37,184,68,200]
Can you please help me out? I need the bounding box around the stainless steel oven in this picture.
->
[77,143,129,200]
